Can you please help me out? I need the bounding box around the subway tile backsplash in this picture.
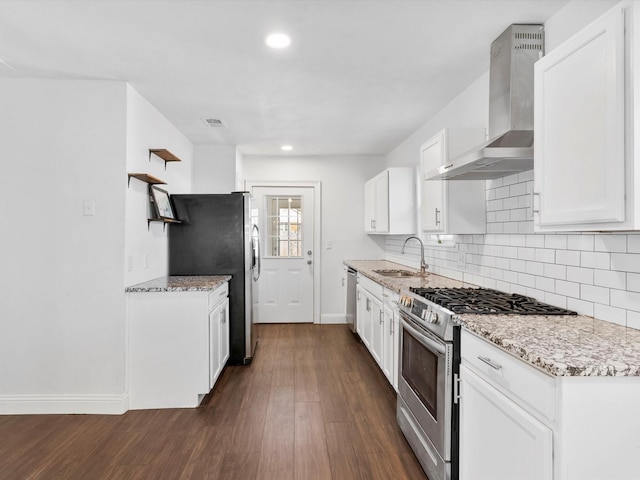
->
[385,171,640,330]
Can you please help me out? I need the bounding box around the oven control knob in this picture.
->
[421,309,427,320]
[430,313,440,324]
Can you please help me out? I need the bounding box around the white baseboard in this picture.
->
[320,313,347,324]
[0,393,128,415]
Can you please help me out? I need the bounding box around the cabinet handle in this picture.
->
[532,191,540,215]
[478,356,502,370]
[366,298,371,312]
[390,318,393,335]
[379,311,383,325]
[435,208,441,226]
[357,291,360,301]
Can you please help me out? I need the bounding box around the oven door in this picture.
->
[398,311,453,461]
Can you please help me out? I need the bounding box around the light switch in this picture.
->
[326,240,332,249]
[83,200,95,216]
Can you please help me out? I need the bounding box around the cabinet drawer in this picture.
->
[208,282,229,311]
[357,274,384,299]
[461,330,556,422]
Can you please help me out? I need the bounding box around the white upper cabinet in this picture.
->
[534,3,631,231]
[364,167,416,235]
[420,128,487,233]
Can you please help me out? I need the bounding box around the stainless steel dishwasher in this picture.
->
[345,267,357,333]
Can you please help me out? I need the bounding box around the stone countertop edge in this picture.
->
[345,259,640,377]
[125,275,232,293]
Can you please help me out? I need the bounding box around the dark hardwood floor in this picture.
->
[0,324,427,479]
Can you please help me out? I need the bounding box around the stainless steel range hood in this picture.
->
[426,24,544,180]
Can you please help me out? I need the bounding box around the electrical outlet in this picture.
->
[326,240,332,250]
[457,245,466,268]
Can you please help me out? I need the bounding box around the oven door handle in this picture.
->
[400,312,446,356]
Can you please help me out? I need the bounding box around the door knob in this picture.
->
[307,250,312,255]
[307,260,312,265]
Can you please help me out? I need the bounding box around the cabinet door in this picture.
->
[209,304,222,390]
[374,171,390,233]
[381,302,395,385]
[369,294,383,365]
[421,131,446,232]
[219,298,230,368]
[459,364,553,480]
[534,6,625,228]
[364,179,376,232]
[356,285,371,348]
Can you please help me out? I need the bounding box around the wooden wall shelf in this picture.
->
[149,149,182,169]
[127,173,167,187]
[148,217,182,231]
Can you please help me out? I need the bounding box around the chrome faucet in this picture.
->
[401,236,428,276]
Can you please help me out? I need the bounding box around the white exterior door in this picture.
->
[252,186,314,323]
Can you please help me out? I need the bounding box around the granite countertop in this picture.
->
[125,275,231,293]
[458,313,640,377]
[346,259,640,377]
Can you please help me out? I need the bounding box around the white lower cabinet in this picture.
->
[355,273,399,391]
[128,282,229,410]
[459,364,553,480]
[382,291,400,391]
[356,284,382,360]
[460,329,640,480]
[209,297,229,389]
[356,285,371,349]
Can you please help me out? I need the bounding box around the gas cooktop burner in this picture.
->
[409,287,577,316]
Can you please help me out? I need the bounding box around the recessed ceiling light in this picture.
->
[265,33,291,49]
[281,145,293,151]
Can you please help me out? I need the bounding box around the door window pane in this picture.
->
[266,196,302,257]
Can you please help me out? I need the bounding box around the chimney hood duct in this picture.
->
[426,24,544,180]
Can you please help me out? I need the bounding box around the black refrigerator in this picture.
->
[169,192,259,365]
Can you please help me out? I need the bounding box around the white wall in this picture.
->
[124,86,194,287]
[386,72,490,168]
[243,155,386,321]
[0,79,128,413]
[383,0,638,329]
[192,144,237,194]
[0,79,194,414]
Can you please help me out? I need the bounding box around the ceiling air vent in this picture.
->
[202,118,227,128]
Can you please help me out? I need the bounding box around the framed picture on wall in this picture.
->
[149,185,176,220]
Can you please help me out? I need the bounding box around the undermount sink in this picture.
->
[373,269,421,278]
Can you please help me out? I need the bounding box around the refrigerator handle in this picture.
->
[252,224,261,281]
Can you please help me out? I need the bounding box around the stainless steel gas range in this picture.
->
[397,287,576,480]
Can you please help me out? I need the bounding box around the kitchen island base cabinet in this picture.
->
[127,283,229,410]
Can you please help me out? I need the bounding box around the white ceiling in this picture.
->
[0,0,569,156]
